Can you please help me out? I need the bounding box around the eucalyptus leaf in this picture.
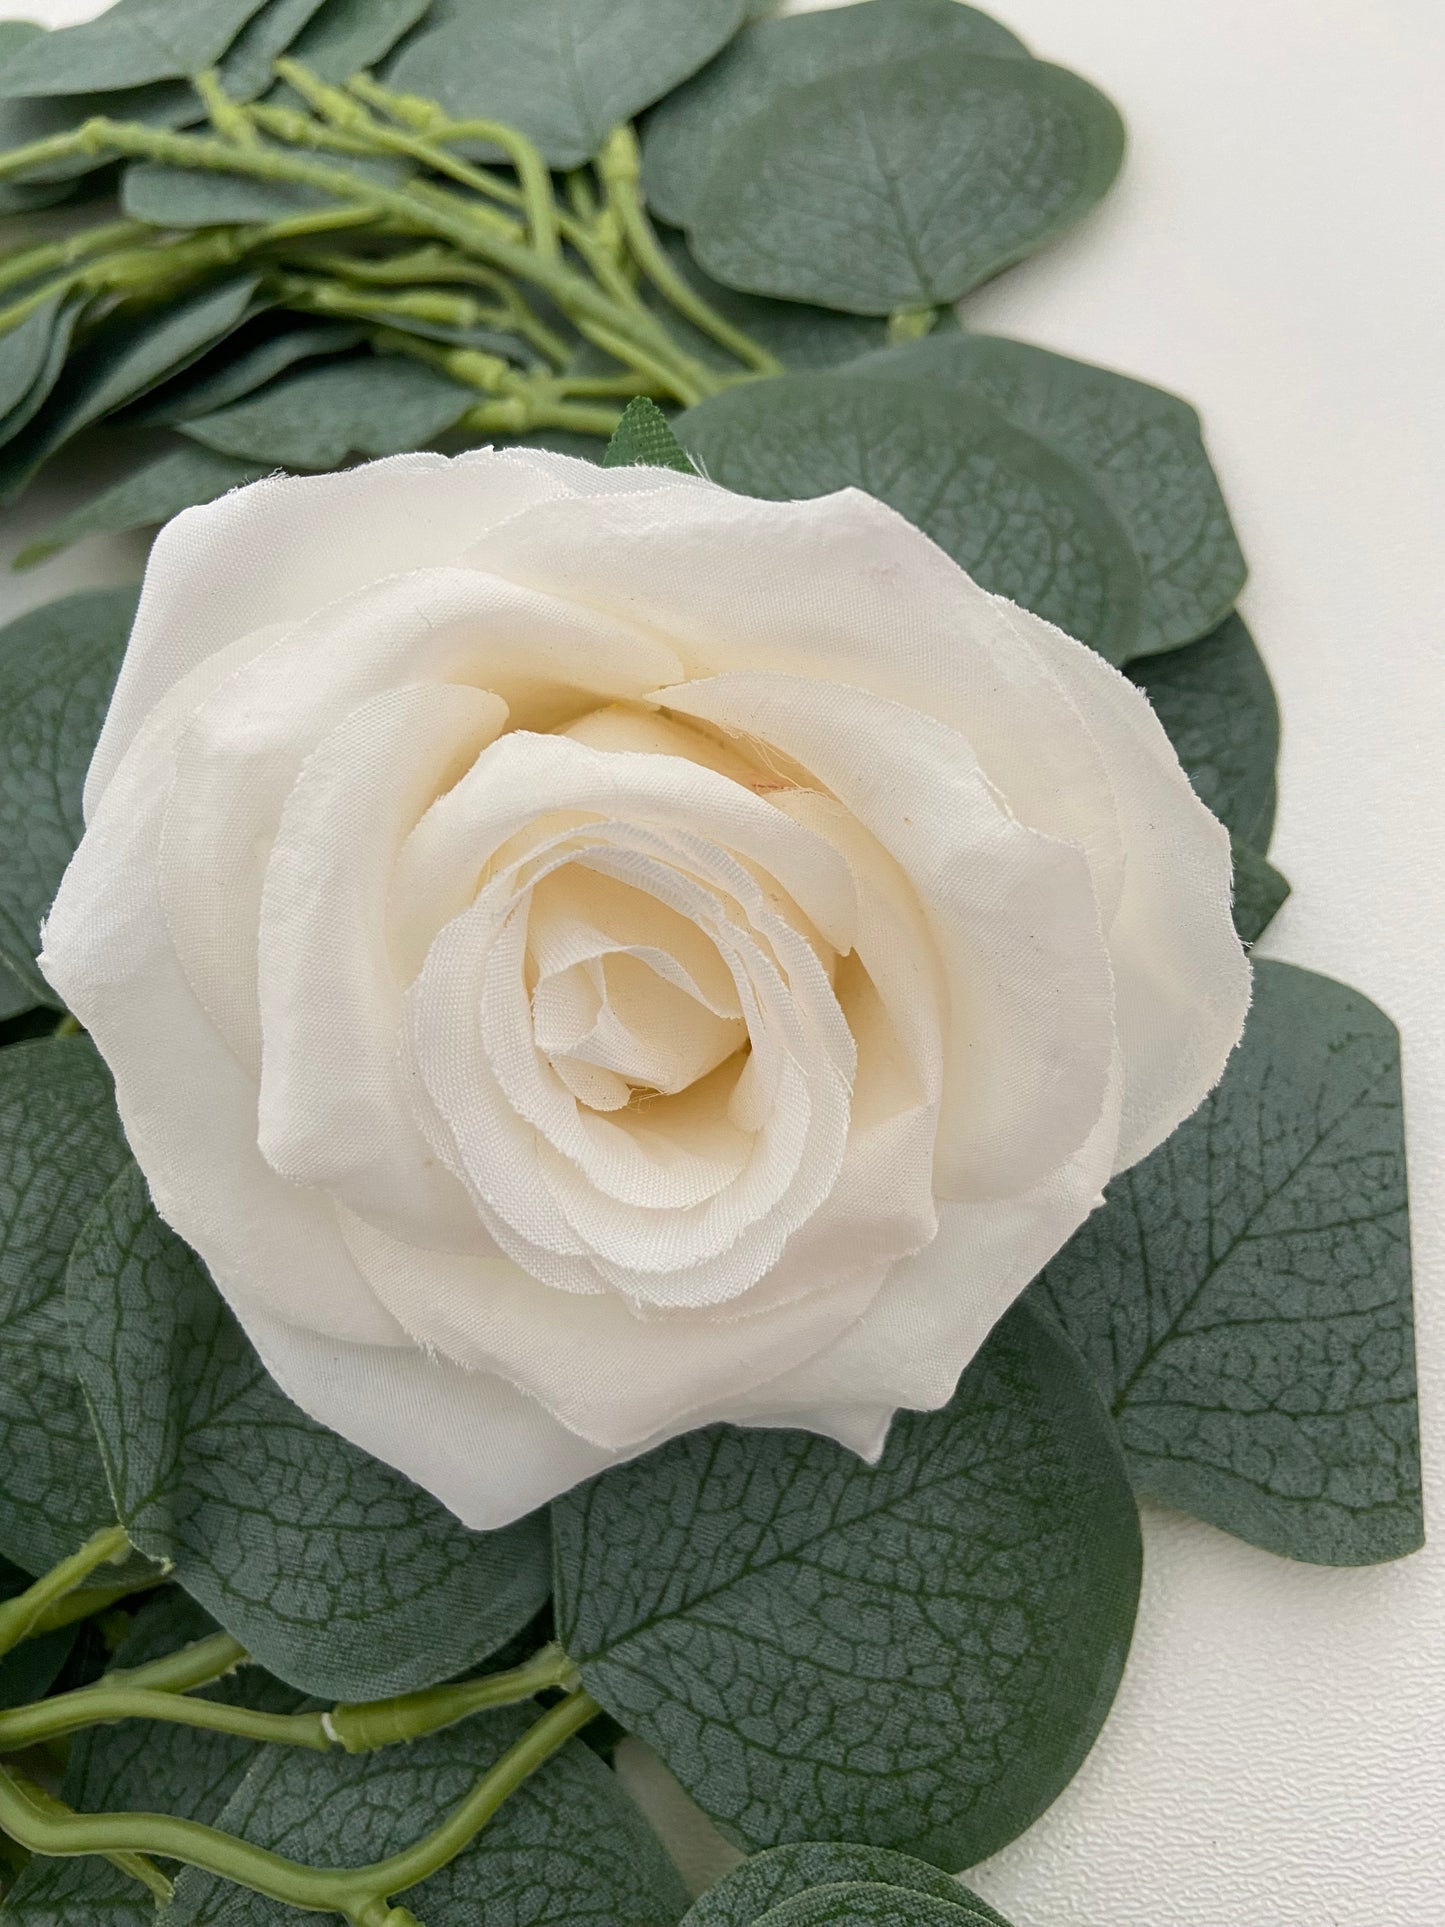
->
[0,297,80,449]
[67,1164,554,1699]
[0,1037,134,1576]
[555,1299,1141,1867]
[845,333,1245,654]
[220,0,333,101]
[127,321,364,425]
[688,48,1123,315]
[14,446,267,571]
[0,276,262,505]
[285,0,433,80]
[167,1702,690,1927]
[642,0,1029,231]
[0,1553,74,1709]
[604,395,697,472]
[0,964,34,1022]
[1128,613,1280,845]
[681,1845,1009,1927]
[0,587,137,1003]
[1032,960,1421,1566]
[677,370,1144,661]
[1231,837,1290,945]
[121,152,409,227]
[0,80,196,195]
[179,352,475,467]
[2,1591,305,1927]
[387,0,752,170]
[0,0,270,97]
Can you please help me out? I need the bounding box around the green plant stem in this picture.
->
[0,1525,134,1661]
[290,248,573,363]
[0,218,146,299]
[0,1687,331,1755]
[25,1569,168,1637]
[0,1769,173,1905]
[0,1689,600,1924]
[326,1643,580,1753]
[597,125,781,377]
[94,1629,249,1696]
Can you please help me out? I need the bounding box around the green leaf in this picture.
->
[14,446,267,571]
[285,0,432,81]
[1128,613,1280,845]
[676,370,1144,662]
[2,1590,305,1926]
[220,0,332,101]
[681,1845,1009,1927]
[179,352,475,468]
[0,1037,134,1576]
[0,963,35,1022]
[0,1554,74,1710]
[67,1165,553,1699]
[167,1702,690,1927]
[1032,959,1421,1567]
[0,297,82,449]
[555,1299,1141,1868]
[0,276,262,505]
[687,48,1123,315]
[387,0,751,169]
[0,586,137,1004]
[603,395,697,472]
[642,0,1029,231]
[127,320,365,425]
[0,0,270,96]
[1231,836,1289,946]
[121,151,408,227]
[843,333,1245,655]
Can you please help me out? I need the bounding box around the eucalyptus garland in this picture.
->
[0,3,1422,1925]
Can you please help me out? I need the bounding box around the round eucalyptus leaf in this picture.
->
[846,333,1245,654]
[687,48,1124,315]
[682,1844,1009,1927]
[387,0,752,169]
[677,370,1143,661]
[179,353,475,468]
[555,1299,1142,1868]
[642,0,1029,230]
[0,0,269,96]
[14,445,269,570]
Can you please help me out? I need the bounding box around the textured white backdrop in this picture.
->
[2,1,1442,1921]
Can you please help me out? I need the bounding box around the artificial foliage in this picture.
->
[0,1,1421,1923]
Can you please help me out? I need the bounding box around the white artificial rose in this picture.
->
[41,448,1249,1529]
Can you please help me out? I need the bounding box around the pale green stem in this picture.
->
[0,218,146,299]
[0,1525,133,1661]
[0,1770,172,1905]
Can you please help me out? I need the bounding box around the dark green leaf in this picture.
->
[387,0,751,169]
[1231,837,1289,945]
[642,0,1029,231]
[681,1845,1009,1927]
[0,586,137,1003]
[1032,960,1421,1566]
[179,352,475,467]
[688,48,1123,315]
[121,151,408,226]
[556,1299,1141,1868]
[0,298,81,449]
[0,964,35,1022]
[285,0,433,80]
[0,276,262,504]
[604,395,696,472]
[0,1037,134,1575]
[0,1557,74,1710]
[0,81,196,197]
[220,0,332,101]
[167,1701,690,1927]
[2,1591,305,1926]
[0,0,270,96]
[127,321,364,425]
[756,1897,985,1927]
[1128,613,1280,845]
[67,1165,553,1699]
[14,446,267,570]
[844,333,1245,654]
[677,370,1144,661]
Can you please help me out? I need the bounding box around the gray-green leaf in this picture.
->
[128,321,364,425]
[604,395,696,472]
[681,1844,1009,1927]
[167,1701,689,1926]
[687,48,1123,315]
[1231,837,1290,945]
[677,370,1144,661]
[0,586,137,1004]
[642,0,1029,231]
[0,297,82,450]
[1032,959,1421,1566]
[14,446,267,571]
[0,276,262,504]
[67,1165,553,1699]
[0,0,270,96]
[285,0,433,81]
[0,1037,134,1575]
[2,1590,305,1926]
[844,333,1245,654]
[555,1299,1141,1868]
[1128,612,1280,845]
[387,0,751,169]
[179,352,475,467]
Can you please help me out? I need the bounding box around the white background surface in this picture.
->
[3,1,1444,1921]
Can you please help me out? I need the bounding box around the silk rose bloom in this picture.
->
[41,448,1249,1530]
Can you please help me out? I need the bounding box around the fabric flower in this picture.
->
[41,448,1249,1528]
